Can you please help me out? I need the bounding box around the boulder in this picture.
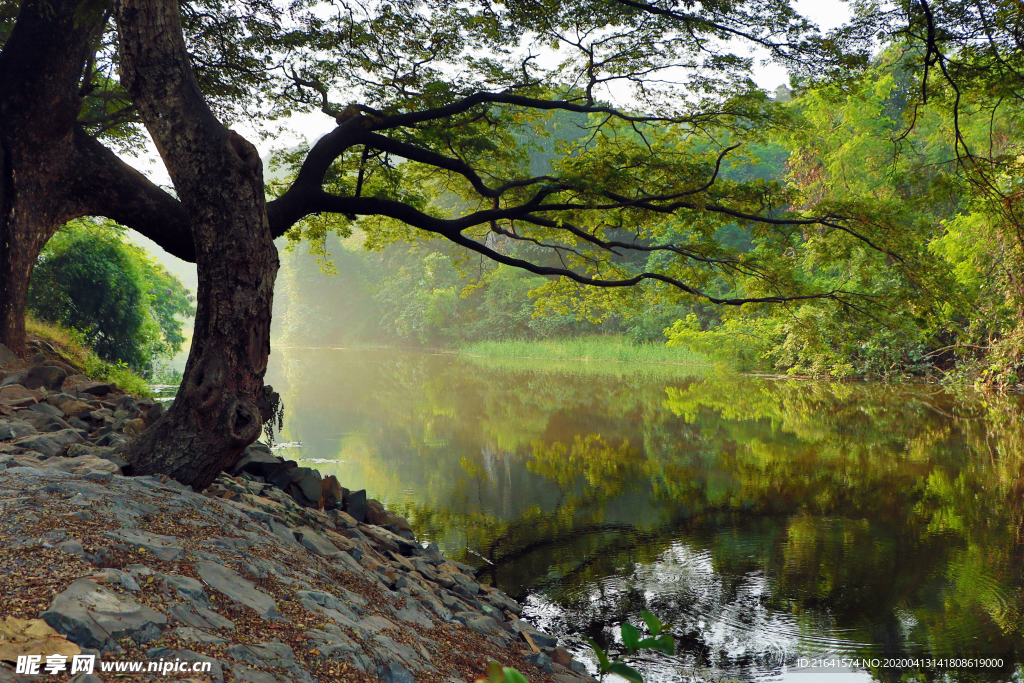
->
[19,412,73,433]
[321,476,346,510]
[365,498,389,526]
[289,467,322,508]
[346,489,367,523]
[524,652,554,673]
[63,376,116,396]
[52,395,92,417]
[0,343,18,366]
[231,443,282,478]
[40,578,167,652]
[0,418,37,441]
[292,526,341,557]
[0,371,28,388]
[0,386,42,408]
[28,402,64,417]
[13,435,64,457]
[378,662,416,683]
[24,366,67,391]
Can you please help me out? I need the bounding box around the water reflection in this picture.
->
[264,348,1024,681]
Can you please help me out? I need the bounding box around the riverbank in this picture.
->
[458,337,708,366]
[0,344,590,683]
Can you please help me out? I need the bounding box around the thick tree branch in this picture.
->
[70,129,196,261]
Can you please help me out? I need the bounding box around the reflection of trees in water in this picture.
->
[271,350,1024,679]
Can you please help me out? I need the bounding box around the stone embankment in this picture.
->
[0,340,589,683]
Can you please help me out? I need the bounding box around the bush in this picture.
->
[28,219,195,377]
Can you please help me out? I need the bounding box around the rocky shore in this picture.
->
[0,340,590,683]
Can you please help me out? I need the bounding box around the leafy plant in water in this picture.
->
[478,611,674,683]
[588,611,675,683]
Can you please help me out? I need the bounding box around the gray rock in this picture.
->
[28,402,64,417]
[293,526,340,556]
[297,589,359,622]
[173,626,228,644]
[0,418,37,440]
[266,519,305,551]
[290,468,322,506]
[159,573,208,604]
[0,343,18,366]
[525,652,554,673]
[226,642,295,668]
[64,378,116,396]
[40,578,167,652]
[20,412,73,433]
[453,612,505,638]
[422,541,444,565]
[25,366,67,391]
[92,569,141,591]
[346,489,367,522]
[168,603,236,631]
[195,561,279,618]
[0,371,27,388]
[392,602,434,628]
[510,619,558,648]
[231,443,281,477]
[96,432,128,447]
[305,628,369,669]
[484,589,522,616]
[379,662,416,683]
[104,529,185,561]
[56,539,86,558]
[12,435,62,457]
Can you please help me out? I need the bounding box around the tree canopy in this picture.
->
[2,0,1022,486]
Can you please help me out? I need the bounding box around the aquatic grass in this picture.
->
[456,336,711,379]
[458,336,709,365]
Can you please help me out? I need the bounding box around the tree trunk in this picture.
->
[0,0,99,355]
[0,0,196,357]
[114,0,279,490]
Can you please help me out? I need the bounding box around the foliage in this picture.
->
[25,317,152,397]
[658,46,1022,381]
[27,220,195,377]
[478,612,674,683]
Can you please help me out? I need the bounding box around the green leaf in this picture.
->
[607,662,644,683]
[587,638,610,671]
[640,611,662,636]
[487,661,505,683]
[620,623,641,652]
[636,635,675,655]
[502,667,531,683]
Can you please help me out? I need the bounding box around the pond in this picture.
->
[262,347,1024,682]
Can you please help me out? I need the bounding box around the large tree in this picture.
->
[104,0,894,489]
[21,0,1009,488]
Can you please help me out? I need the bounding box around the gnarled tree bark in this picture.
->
[113,0,278,490]
[0,0,194,356]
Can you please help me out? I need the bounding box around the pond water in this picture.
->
[262,347,1024,682]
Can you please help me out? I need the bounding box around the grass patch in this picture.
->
[27,317,153,397]
[459,336,710,365]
